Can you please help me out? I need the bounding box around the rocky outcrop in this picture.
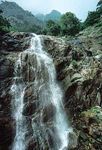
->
[76,106,102,150]
[0,30,102,150]
[42,33,102,149]
[0,32,31,150]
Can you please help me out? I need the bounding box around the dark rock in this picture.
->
[42,103,56,123]
[0,30,102,150]
[0,32,32,149]
[0,117,15,150]
[85,50,93,57]
[26,137,38,150]
[0,59,14,80]
[68,132,78,149]
[23,102,37,116]
[0,32,31,52]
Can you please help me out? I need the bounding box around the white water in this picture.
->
[11,33,72,150]
[11,53,26,150]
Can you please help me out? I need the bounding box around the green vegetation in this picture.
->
[81,106,102,123]
[84,11,100,27]
[60,12,80,36]
[43,20,61,36]
[84,0,102,28]
[72,60,79,69]
[10,22,42,34]
[0,10,11,32]
[0,0,101,36]
[0,1,42,34]
[43,0,102,36]
[97,0,102,13]
[43,12,81,36]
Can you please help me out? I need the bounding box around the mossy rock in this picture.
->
[81,106,102,123]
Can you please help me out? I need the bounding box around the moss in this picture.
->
[72,60,79,69]
[81,106,102,123]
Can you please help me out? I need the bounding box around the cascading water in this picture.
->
[11,33,72,150]
[11,53,26,150]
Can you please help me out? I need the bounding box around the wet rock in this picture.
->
[0,32,32,149]
[21,53,38,82]
[41,33,102,150]
[23,102,37,116]
[23,84,38,116]
[27,138,36,150]
[42,103,56,123]
[24,85,38,101]
[0,29,102,150]
[0,78,13,116]
[0,32,31,52]
[0,117,15,150]
[68,131,78,149]
[0,58,14,80]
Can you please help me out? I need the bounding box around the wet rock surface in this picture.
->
[42,32,102,149]
[0,32,31,150]
[0,32,31,52]
[0,29,102,149]
[0,117,15,150]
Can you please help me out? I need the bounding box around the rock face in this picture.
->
[0,30,102,150]
[0,32,31,150]
[77,106,102,150]
[42,32,102,149]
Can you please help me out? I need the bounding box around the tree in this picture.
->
[84,0,102,28]
[0,9,11,32]
[97,0,102,15]
[60,12,81,36]
[45,20,61,36]
[97,0,102,9]
[84,11,99,27]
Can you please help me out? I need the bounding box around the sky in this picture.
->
[1,0,99,21]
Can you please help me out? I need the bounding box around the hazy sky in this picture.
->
[2,0,99,20]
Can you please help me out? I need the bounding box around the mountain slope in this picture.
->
[45,10,61,21]
[36,10,62,22]
[0,1,43,32]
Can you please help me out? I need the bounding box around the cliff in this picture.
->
[42,28,102,149]
[0,27,102,149]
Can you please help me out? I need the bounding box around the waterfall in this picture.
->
[11,53,26,150]
[11,33,72,150]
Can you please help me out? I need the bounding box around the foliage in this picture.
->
[72,60,78,69]
[0,1,43,33]
[84,11,100,27]
[11,22,42,34]
[0,9,11,32]
[43,12,81,36]
[97,0,102,17]
[28,25,42,34]
[97,0,102,10]
[44,20,61,36]
[60,12,81,36]
[84,0,102,28]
